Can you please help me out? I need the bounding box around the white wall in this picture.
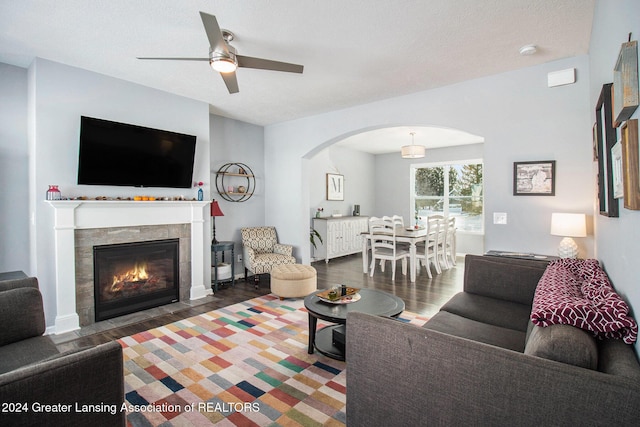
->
[589,0,640,352]
[0,63,29,273]
[28,58,211,328]
[210,115,265,274]
[309,145,376,218]
[266,55,594,267]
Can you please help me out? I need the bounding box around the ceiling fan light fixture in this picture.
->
[211,57,237,73]
[210,47,238,73]
[401,132,426,159]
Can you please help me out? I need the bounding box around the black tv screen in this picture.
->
[77,116,197,188]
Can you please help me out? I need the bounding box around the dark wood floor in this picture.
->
[55,254,463,350]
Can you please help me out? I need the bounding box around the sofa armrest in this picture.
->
[346,312,640,427]
[0,341,125,427]
[0,287,45,346]
[463,254,548,305]
[0,276,39,292]
[274,243,293,257]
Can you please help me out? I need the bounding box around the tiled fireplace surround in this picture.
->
[48,201,211,334]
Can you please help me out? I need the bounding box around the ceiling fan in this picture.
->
[137,12,304,94]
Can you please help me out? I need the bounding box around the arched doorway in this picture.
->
[303,125,485,263]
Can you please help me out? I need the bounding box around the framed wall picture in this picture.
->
[513,160,556,196]
[326,173,344,201]
[595,83,620,217]
[622,119,640,210]
[613,40,639,127]
[611,141,624,199]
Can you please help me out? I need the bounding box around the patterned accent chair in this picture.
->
[241,226,296,286]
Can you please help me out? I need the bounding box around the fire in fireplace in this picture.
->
[93,239,179,321]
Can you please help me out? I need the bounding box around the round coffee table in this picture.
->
[304,288,405,361]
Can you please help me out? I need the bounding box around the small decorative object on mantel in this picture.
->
[46,185,62,200]
[316,207,324,218]
[194,181,204,201]
[513,160,556,196]
[613,36,638,127]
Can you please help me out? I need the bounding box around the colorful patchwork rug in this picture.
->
[119,294,429,426]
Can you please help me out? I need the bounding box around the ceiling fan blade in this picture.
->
[237,55,304,73]
[220,71,239,94]
[137,57,209,61]
[199,12,228,54]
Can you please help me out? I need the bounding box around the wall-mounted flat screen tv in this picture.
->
[77,116,197,188]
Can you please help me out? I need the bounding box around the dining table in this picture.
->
[362,226,429,282]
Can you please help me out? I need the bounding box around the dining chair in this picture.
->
[443,216,457,268]
[368,217,409,281]
[415,215,442,278]
[382,215,409,254]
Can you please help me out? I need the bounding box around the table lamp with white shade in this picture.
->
[550,213,587,258]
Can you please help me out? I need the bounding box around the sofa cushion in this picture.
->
[0,276,39,292]
[531,259,638,344]
[440,292,531,332]
[0,287,46,346]
[524,323,598,370]
[423,311,526,352]
[464,255,548,305]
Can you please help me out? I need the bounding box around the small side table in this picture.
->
[212,241,235,292]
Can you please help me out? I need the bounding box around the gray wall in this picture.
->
[589,0,640,353]
[209,115,265,274]
[265,54,594,267]
[0,63,29,273]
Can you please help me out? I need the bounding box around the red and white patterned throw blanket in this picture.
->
[531,258,638,344]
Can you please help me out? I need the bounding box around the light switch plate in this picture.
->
[493,212,508,225]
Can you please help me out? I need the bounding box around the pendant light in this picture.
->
[401,132,426,159]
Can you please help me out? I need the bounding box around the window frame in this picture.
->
[410,159,484,235]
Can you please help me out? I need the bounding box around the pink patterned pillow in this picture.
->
[531,259,638,344]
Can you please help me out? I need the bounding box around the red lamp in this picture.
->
[210,200,224,244]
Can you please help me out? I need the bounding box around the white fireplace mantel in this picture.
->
[47,200,211,334]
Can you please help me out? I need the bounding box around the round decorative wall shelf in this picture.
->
[215,162,255,202]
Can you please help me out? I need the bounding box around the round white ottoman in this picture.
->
[271,264,317,299]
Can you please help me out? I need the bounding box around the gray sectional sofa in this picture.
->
[0,276,125,427]
[347,255,640,426]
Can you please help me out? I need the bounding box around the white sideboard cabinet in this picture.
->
[313,216,369,263]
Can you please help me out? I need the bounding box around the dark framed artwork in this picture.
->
[595,83,619,217]
[326,173,344,201]
[513,160,556,196]
[613,40,639,127]
[622,119,640,210]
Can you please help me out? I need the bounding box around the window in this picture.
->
[411,160,483,233]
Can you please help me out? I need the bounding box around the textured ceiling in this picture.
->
[0,0,595,151]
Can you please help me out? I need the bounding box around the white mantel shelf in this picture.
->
[47,200,211,334]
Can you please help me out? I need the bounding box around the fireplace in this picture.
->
[93,239,180,322]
